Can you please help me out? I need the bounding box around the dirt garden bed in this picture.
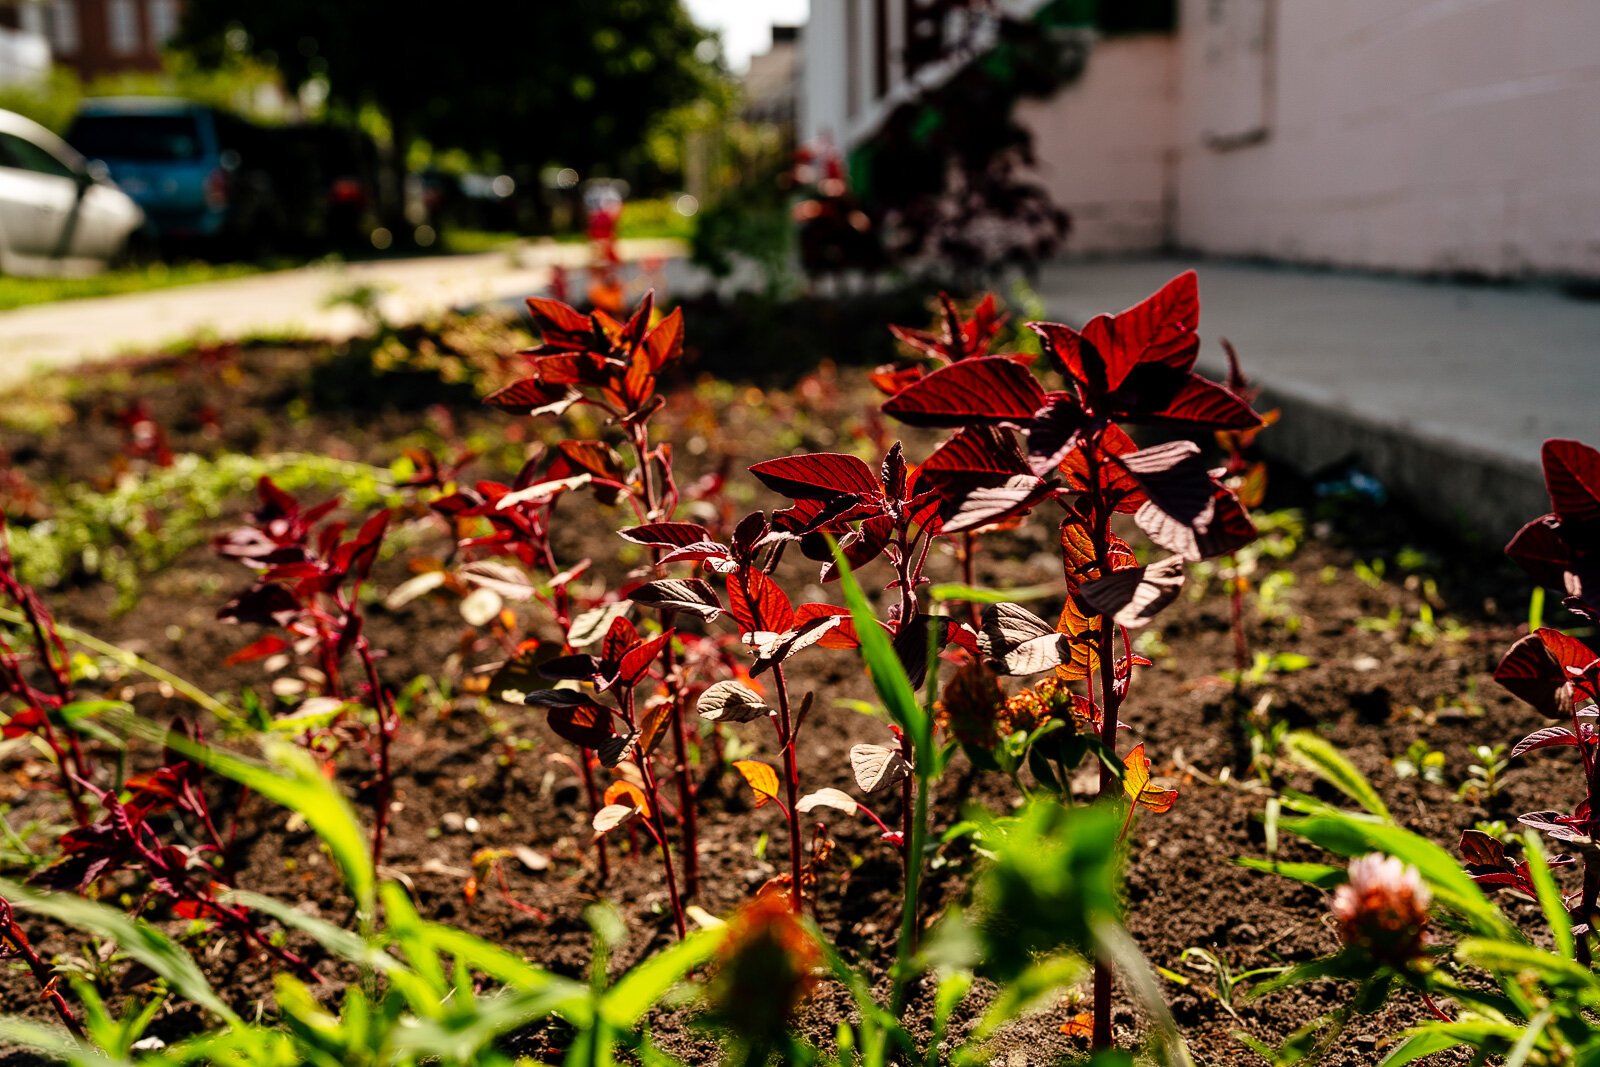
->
[0,301,1560,1064]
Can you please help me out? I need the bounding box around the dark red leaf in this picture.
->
[657,542,734,568]
[1543,439,1600,531]
[1135,484,1257,562]
[628,579,723,622]
[1079,270,1200,390]
[1126,371,1260,428]
[881,357,1047,428]
[483,377,581,416]
[617,630,674,687]
[1510,725,1583,758]
[1114,441,1215,527]
[539,654,602,682]
[619,522,716,549]
[525,296,600,352]
[749,453,881,500]
[1059,425,1148,513]
[728,568,794,633]
[217,584,300,626]
[937,475,1052,535]
[1458,828,1508,869]
[922,425,1030,479]
[1025,394,1089,476]
[546,703,614,749]
[792,603,860,649]
[643,307,684,371]
[224,635,290,667]
[600,617,639,669]
[1495,629,1600,718]
[1505,515,1577,592]
[1074,555,1186,628]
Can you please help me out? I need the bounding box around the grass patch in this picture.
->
[442,229,523,255]
[618,196,696,242]
[0,260,269,312]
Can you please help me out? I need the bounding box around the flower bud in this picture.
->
[1330,853,1431,966]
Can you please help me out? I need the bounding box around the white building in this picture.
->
[801,0,1600,280]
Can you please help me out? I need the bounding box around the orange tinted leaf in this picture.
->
[1059,426,1147,512]
[733,759,782,808]
[1060,1013,1094,1038]
[1122,742,1178,813]
[636,699,674,759]
[603,780,652,818]
[1052,598,1100,681]
[1060,516,1138,590]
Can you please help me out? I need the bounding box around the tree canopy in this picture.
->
[177,0,719,178]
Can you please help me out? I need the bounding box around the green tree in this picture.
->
[177,1,719,205]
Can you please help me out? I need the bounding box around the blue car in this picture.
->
[65,98,285,255]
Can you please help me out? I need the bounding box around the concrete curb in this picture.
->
[1035,259,1575,548]
[1238,376,1546,548]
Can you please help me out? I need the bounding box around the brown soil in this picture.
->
[0,322,1562,1065]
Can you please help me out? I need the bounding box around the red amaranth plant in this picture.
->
[1213,339,1277,679]
[0,514,307,998]
[478,293,711,901]
[0,517,94,825]
[877,271,1262,1046]
[1469,439,1600,964]
[214,477,398,863]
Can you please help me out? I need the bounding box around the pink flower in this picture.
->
[1331,853,1432,965]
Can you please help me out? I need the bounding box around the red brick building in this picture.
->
[1,0,181,79]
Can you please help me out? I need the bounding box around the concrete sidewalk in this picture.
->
[1035,258,1597,542]
[0,238,682,390]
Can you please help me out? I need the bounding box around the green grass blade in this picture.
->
[0,1017,114,1067]
[0,878,238,1027]
[600,927,719,1027]
[106,712,374,915]
[1282,732,1390,819]
[1235,857,1345,889]
[1521,832,1574,959]
[927,582,1058,605]
[828,539,931,767]
[1278,814,1511,939]
[220,888,395,973]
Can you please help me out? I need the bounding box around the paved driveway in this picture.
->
[0,239,682,389]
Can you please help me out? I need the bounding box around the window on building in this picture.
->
[147,0,178,44]
[108,0,141,55]
[18,3,46,38]
[46,0,78,54]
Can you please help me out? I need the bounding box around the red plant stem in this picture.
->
[0,901,81,1037]
[1085,441,1122,1052]
[353,631,396,868]
[1581,750,1600,967]
[579,749,610,883]
[899,726,914,901]
[0,579,93,822]
[538,525,615,881]
[1422,993,1453,1022]
[960,532,980,630]
[1229,569,1248,679]
[629,422,701,897]
[772,664,805,913]
[641,754,687,938]
[622,687,687,939]
[662,636,699,897]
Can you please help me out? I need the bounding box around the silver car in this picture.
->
[0,108,144,276]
